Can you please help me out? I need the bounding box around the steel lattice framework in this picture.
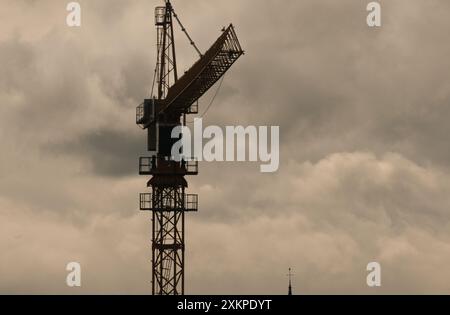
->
[136,0,243,295]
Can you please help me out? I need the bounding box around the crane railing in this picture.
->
[140,193,198,212]
[159,24,244,114]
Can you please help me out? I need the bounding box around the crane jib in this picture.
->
[136,24,244,129]
[160,24,244,115]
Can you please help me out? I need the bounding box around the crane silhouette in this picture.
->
[136,0,244,295]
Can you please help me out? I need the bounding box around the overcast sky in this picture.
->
[1,0,450,294]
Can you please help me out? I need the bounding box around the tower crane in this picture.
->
[136,0,244,295]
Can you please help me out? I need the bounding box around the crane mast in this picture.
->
[155,1,177,100]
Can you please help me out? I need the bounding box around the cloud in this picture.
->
[191,152,450,294]
[46,128,143,178]
[1,0,450,294]
[2,152,450,294]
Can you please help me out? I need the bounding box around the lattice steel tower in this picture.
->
[136,0,243,295]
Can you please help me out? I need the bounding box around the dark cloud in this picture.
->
[46,128,144,177]
[1,0,450,294]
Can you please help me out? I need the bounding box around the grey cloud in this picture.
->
[2,0,450,294]
[46,128,144,178]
